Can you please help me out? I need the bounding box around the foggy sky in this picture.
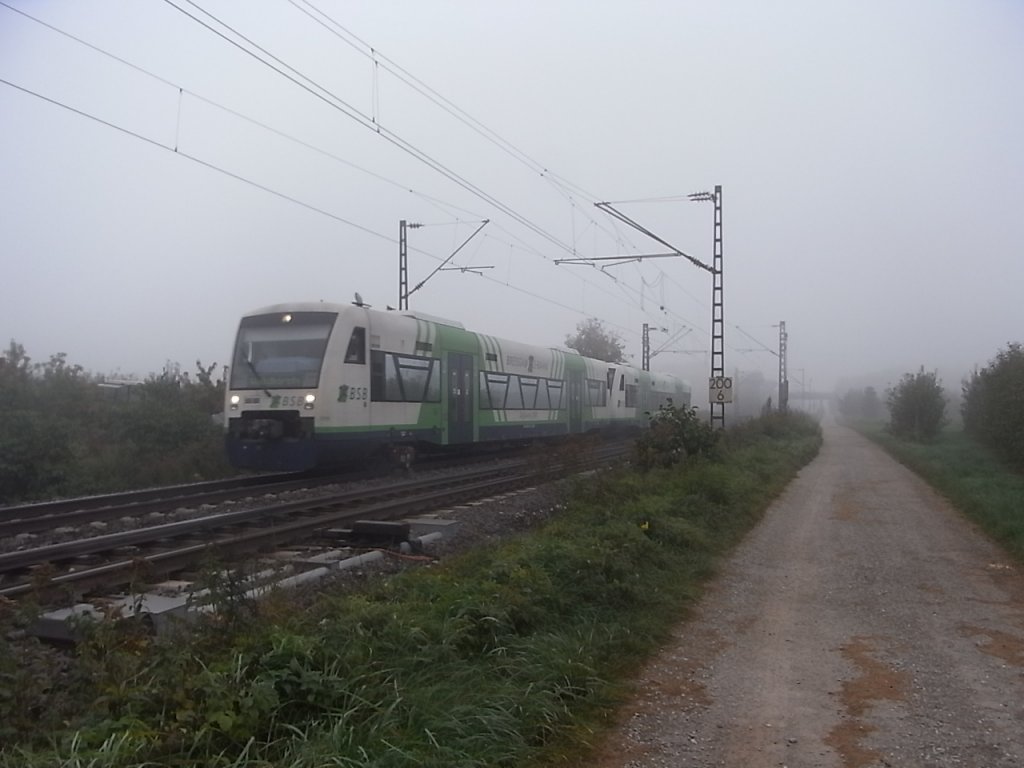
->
[2,0,1022,396]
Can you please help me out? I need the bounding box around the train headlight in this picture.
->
[230,394,240,410]
[303,393,316,409]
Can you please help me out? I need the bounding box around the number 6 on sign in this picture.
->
[708,376,734,404]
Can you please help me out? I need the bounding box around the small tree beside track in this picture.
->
[635,402,718,470]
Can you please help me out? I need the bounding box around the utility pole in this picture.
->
[398,219,421,311]
[777,320,789,413]
[398,219,488,311]
[642,323,650,371]
[689,185,726,429]
[709,186,724,428]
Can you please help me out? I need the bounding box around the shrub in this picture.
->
[961,343,1024,469]
[886,368,947,442]
[634,403,718,470]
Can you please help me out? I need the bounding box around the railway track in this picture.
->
[0,445,539,541]
[0,472,316,538]
[1,440,627,601]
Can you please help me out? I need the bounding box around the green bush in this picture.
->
[0,342,231,503]
[962,342,1024,469]
[634,402,718,470]
[886,367,947,442]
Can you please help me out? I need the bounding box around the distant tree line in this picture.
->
[837,341,1024,462]
[839,373,948,442]
[0,341,232,504]
[837,386,884,423]
[961,342,1024,469]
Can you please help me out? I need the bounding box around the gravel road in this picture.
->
[589,420,1024,768]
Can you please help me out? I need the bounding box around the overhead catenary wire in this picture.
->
[189,0,687,317]
[160,0,671,325]
[0,1,658,327]
[286,0,637,250]
[3,2,759,361]
[0,75,656,347]
[1,0,690,329]
[162,0,584,258]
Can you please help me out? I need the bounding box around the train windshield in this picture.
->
[230,311,337,390]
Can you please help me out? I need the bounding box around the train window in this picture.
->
[519,376,540,408]
[505,377,525,409]
[479,373,491,409]
[480,373,564,410]
[345,327,366,364]
[625,384,639,408]
[586,378,607,407]
[230,311,336,390]
[370,351,440,402]
[481,372,510,408]
[535,381,551,409]
[547,380,564,409]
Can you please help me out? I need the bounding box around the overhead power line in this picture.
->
[163,0,582,259]
[0,75,657,346]
[0,0,660,326]
[1,1,731,354]
[161,0,675,325]
[285,0,636,249]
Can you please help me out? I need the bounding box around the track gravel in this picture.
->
[588,420,1024,768]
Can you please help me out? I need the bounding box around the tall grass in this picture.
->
[859,423,1024,562]
[1,413,822,768]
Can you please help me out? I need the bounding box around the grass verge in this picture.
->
[0,413,821,768]
[855,422,1024,563]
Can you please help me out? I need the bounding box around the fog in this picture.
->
[2,0,1022,403]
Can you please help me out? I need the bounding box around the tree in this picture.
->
[564,318,626,363]
[886,368,947,442]
[961,342,1024,468]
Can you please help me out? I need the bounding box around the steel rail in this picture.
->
[0,474,340,538]
[0,472,302,523]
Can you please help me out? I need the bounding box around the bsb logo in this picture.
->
[338,385,368,402]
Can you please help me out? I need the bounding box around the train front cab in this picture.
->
[225,309,337,471]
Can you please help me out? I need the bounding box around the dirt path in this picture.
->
[589,421,1024,767]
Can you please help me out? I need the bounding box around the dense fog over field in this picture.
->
[2,0,1022,402]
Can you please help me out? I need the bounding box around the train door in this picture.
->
[568,369,583,433]
[447,352,474,444]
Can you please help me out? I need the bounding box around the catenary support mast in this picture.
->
[709,185,725,429]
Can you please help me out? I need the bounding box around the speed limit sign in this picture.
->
[708,376,734,404]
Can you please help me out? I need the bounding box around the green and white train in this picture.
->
[225,301,692,471]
